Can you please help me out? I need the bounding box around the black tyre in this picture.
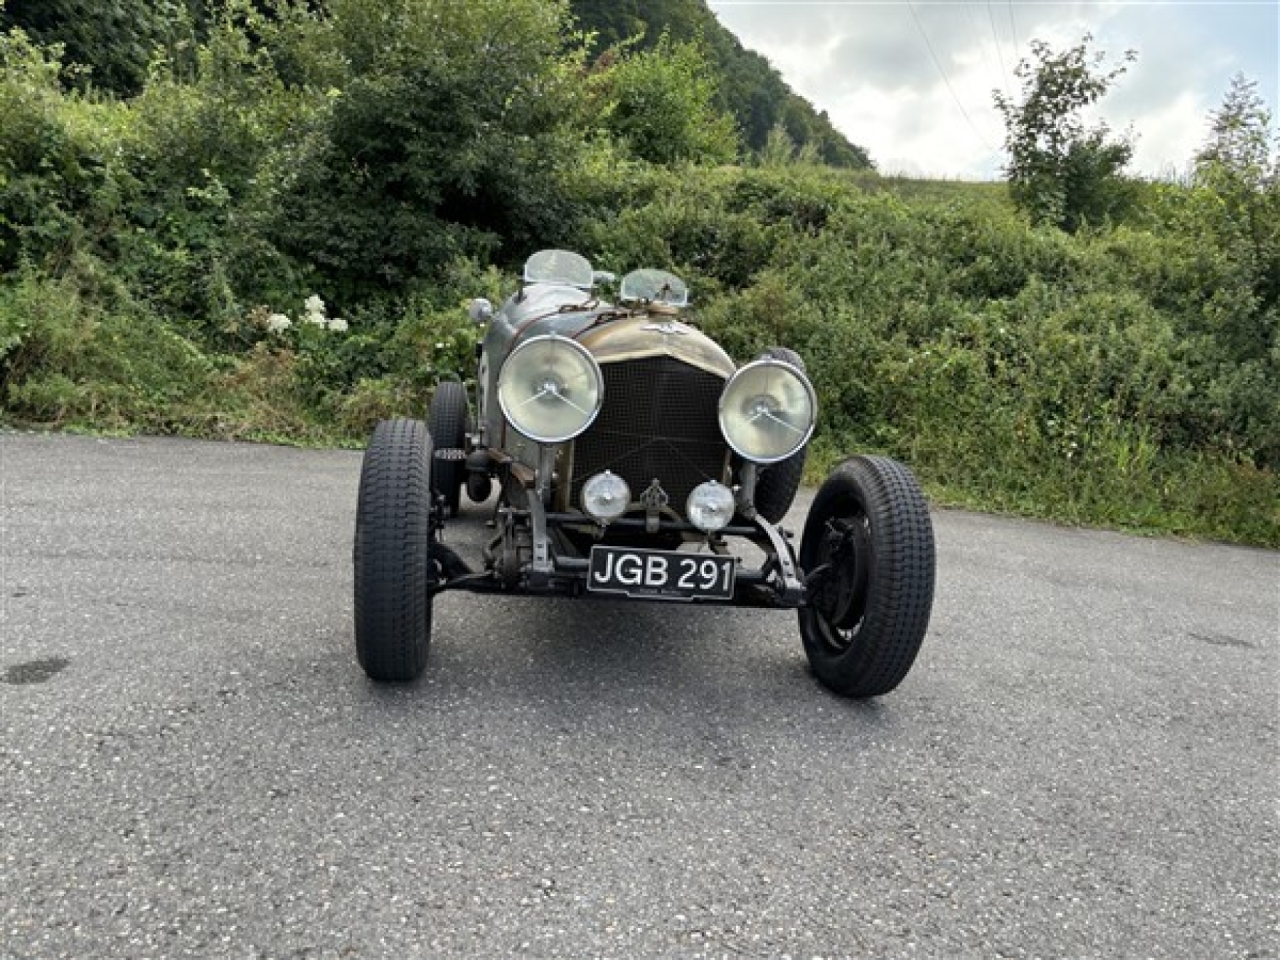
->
[353,419,436,682]
[798,455,935,698]
[428,379,468,516]
[754,346,808,523]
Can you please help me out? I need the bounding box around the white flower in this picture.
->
[303,294,328,326]
[267,313,292,333]
[329,316,348,333]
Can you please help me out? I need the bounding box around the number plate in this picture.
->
[587,547,736,601]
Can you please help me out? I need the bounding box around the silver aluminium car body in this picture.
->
[352,250,938,699]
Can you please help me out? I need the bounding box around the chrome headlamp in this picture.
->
[718,359,817,463]
[497,335,604,444]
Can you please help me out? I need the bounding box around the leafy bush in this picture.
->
[0,28,128,275]
[0,0,190,96]
[576,161,1277,543]
[0,7,1274,545]
[269,0,592,301]
[994,36,1137,231]
[586,33,739,167]
[0,268,216,430]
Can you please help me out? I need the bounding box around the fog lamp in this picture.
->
[582,471,631,522]
[687,480,736,532]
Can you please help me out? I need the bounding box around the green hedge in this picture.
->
[0,8,1275,545]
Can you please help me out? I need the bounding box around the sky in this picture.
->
[706,0,1279,179]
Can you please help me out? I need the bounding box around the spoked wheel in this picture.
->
[353,418,437,682]
[428,379,468,516]
[798,455,935,698]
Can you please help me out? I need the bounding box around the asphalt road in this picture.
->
[1,432,1276,959]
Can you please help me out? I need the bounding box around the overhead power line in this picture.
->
[1007,0,1021,61]
[987,0,1015,102]
[906,0,995,151]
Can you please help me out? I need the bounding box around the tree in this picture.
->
[569,0,871,168]
[757,122,819,168]
[272,0,593,298]
[994,35,1136,232]
[589,32,739,166]
[759,122,798,168]
[1195,73,1275,191]
[1190,73,1279,391]
[0,0,192,96]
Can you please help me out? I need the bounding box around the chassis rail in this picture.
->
[427,507,808,609]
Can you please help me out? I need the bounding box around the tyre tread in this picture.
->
[800,455,935,698]
[353,419,435,682]
[429,380,468,515]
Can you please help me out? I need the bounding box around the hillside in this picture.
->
[1,0,873,169]
[0,2,1275,545]
[570,0,872,168]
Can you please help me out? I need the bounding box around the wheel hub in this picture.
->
[812,515,872,633]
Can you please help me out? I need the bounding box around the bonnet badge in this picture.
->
[642,322,690,336]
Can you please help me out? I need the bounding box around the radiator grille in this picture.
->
[570,357,729,512]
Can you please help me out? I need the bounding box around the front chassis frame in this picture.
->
[355,417,936,698]
[427,488,808,610]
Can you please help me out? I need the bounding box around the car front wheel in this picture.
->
[798,455,935,698]
[353,418,436,682]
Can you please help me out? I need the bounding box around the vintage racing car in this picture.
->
[353,250,935,697]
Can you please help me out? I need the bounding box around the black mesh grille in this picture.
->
[570,357,728,511]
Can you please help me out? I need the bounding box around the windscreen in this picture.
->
[522,250,595,289]
[619,269,688,307]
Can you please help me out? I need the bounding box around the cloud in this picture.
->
[1126,90,1210,180]
[708,0,1278,178]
